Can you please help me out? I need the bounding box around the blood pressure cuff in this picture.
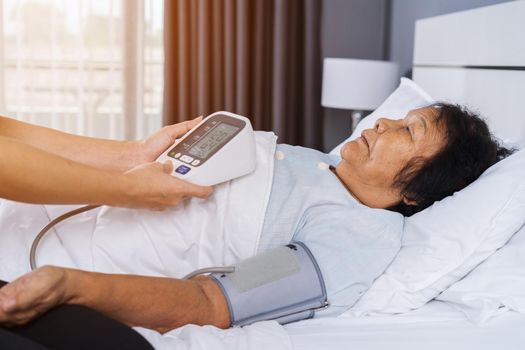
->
[210,242,328,327]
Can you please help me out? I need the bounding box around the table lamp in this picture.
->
[321,58,399,130]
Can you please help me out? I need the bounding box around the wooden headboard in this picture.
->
[412,1,525,143]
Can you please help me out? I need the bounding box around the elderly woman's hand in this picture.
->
[133,117,203,166]
[0,266,70,327]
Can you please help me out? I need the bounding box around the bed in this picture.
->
[1,2,525,349]
[284,2,525,349]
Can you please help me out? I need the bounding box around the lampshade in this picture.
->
[321,58,399,110]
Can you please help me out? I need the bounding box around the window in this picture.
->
[0,0,164,140]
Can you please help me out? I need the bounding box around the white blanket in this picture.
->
[0,131,293,350]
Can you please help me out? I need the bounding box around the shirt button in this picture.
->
[318,162,329,170]
[275,151,285,160]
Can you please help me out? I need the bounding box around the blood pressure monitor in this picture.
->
[157,111,256,186]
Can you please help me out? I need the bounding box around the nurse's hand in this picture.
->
[119,116,213,210]
[120,160,213,210]
[0,266,69,327]
[133,116,203,165]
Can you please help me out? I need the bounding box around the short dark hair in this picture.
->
[388,102,514,217]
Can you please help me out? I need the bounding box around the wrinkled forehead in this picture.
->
[407,106,446,134]
[405,106,440,123]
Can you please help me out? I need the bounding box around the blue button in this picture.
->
[175,165,191,175]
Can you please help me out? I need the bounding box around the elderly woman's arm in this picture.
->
[0,266,231,332]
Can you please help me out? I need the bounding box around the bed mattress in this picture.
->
[286,301,525,350]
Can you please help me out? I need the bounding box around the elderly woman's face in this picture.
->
[336,107,446,208]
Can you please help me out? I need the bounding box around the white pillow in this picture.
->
[436,223,525,325]
[349,147,525,315]
[329,77,433,156]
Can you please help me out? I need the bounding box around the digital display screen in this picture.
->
[188,123,239,159]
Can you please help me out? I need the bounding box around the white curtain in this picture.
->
[0,0,164,140]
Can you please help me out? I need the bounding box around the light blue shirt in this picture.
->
[260,144,403,317]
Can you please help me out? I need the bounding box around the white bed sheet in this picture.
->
[138,299,525,350]
[286,301,525,350]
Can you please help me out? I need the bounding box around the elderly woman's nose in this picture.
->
[374,118,401,133]
[374,118,390,133]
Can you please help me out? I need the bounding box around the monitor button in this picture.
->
[174,152,181,159]
[191,160,200,166]
[180,155,194,163]
[175,165,191,175]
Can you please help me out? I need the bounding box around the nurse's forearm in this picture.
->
[0,116,136,172]
[0,136,130,205]
[66,270,231,333]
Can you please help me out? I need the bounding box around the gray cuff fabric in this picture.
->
[210,242,328,327]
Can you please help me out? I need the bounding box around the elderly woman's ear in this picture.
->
[402,196,418,206]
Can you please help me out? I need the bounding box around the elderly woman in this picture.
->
[0,103,511,348]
